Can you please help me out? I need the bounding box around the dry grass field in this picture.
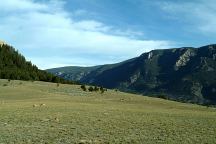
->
[0,79,216,143]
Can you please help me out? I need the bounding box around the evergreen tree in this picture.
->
[0,44,74,84]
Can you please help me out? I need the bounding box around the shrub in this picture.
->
[57,83,60,87]
[100,87,105,94]
[157,95,168,100]
[81,85,87,91]
[3,84,8,86]
[94,86,99,91]
[88,86,94,92]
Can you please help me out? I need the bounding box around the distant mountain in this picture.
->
[0,41,73,84]
[47,44,216,105]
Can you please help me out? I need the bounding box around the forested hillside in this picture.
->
[0,43,73,84]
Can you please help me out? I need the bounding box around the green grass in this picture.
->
[0,79,216,144]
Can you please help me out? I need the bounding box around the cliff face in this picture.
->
[48,44,216,105]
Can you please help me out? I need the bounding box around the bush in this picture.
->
[81,85,87,91]
[100,87,105,94]
[3,84,8,86]
[88,86,94,92]
[157,95,168,100]
[94,86,99,91]
[57,83,60,87]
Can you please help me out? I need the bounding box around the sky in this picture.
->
[0,0,215,69]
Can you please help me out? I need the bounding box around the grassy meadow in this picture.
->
[0,79,216,143]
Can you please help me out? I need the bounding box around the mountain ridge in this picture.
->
[47,44,216,105]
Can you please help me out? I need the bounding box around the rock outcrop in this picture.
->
[175,49,196,70]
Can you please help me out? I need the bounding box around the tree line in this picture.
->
[0,44,75,84]
[81,85,107,94]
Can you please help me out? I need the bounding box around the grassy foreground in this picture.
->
[0,79,215,144]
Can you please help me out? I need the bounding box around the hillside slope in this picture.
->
[0,79,216,143]
[0,42,72,84]
[48,44,216,104]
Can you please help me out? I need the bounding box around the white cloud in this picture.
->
[0,0,48,12]
[159,0,216,33]
[0,0,175,69]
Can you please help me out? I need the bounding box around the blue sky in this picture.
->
[0,0,215,69]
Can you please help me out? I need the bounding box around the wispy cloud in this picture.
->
[0,0,175,69]
[159,0,216,34]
